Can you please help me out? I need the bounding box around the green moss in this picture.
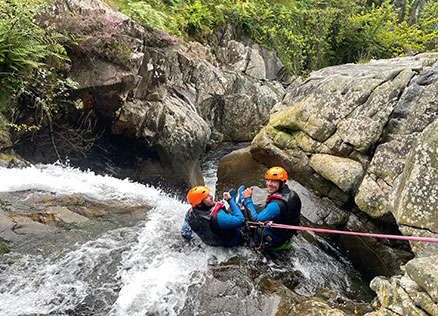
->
[273,130,296,148]
[295,131,322,152]
[264,125,279,139]
[270,103,303,131]
[0,238,10,255]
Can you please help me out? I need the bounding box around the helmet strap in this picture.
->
[198,202,210,211]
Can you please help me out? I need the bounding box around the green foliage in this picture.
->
[418,1,438,50]
[179,0,221,37]
[2,0,436,118]
[124,1,167,31]
[119,0,235,41]
[0,0,80,127]
[0,0,47,111]
[6,122,40,132]
[224,0,363,75]
[336,0,428,62]
[0,0,46,73]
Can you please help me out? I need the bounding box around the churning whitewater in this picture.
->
[0,164,246,316]
[0,163,367,316]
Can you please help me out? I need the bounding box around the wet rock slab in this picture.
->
[0,190,151,255]
[180,256,374,316]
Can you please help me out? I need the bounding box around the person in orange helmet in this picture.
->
[181,185,245,247]
[240,166,301,250]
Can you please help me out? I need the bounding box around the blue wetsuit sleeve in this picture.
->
[181,212,192,240]
[217,199,244,229]
[244,197,281,222]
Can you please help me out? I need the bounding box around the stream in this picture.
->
[0,143,373,316]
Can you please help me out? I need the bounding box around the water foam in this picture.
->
[109,194,239,316]
[0,164,239,316]
[0,163,369,315]
[0,164,161,204]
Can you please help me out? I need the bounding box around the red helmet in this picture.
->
[265,166,287,181]
[187,186,210,207]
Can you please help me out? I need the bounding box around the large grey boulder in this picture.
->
[216,54,438,300]
[356,63,438,222]
[62,0,285,189]
[405,255,438,303]
[218,53,438,215]
[391,120,438,235]
[215,25,287,81]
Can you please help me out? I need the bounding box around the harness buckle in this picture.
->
[261,221,272,229]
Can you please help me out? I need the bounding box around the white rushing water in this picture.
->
[0,164,243,316]
[0,161,368,316]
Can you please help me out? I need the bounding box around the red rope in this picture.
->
[247,221,438,243]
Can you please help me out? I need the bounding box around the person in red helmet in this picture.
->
[181,185,245,247]
[240,166,301,250]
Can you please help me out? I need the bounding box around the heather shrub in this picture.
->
[52,9,135,69]
[144,30,178,47]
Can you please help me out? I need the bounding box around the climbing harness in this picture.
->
[246,222,293,251]
[247,221,438,243]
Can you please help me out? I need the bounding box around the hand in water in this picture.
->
[181,222,192,240]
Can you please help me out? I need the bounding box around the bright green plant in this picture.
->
[418,1,438,50]
[0,0,84,150]
[336,0,428,62]
[0,0,74,115]
[181,0,217,36]
[124,1,167,31]
[0,0,46,111]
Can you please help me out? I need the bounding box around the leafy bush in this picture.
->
[225,0,362,75]
[0,0,74,117]
[418,1,438,51]
[124,1,167,31]
[336,0,425,62]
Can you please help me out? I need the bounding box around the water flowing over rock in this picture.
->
[0,165,377,315]
[2,0,437,313]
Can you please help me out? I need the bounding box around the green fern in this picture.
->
[0,0,79,124]
[124,1,167,31]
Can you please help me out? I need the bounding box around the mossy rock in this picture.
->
[393,120,438,232]
[0,113,12,148]
[309,154,364,192]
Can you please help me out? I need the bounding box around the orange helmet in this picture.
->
[187,186,210,207]
[265,166,287,181]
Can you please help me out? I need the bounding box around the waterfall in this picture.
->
[0,146,371,316]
